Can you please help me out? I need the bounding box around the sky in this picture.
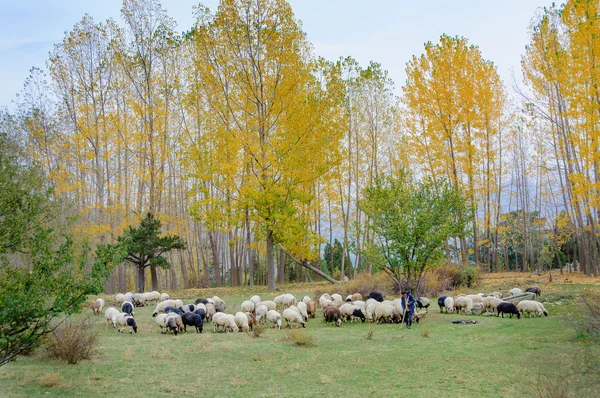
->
[0,0,550,109]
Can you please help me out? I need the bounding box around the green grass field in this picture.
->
[0,282,597,398]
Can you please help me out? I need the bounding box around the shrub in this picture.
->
[284,329,315,347]
[41,372,62,388]
[573,289,600,342]
[45,318,98,364]
[246,322,265,338]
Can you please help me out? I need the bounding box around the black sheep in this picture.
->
[416,298,430,313]
[368,291,384,302]
[352,308,366,323]
[182,312,204,333]
[525,286,542,296]
[438,296,447,313]
[194,308,206,320]
[194,298,209,305]
[126,317,138,333]
[164,306,184,316]
[122,302,134,316]
[497,302,521,319]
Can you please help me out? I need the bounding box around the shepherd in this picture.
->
[401,290,416,329]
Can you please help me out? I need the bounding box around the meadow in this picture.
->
[0,274,598,398]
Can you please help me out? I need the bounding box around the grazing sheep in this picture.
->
[266,310,282,329]
[375,304,401,324]
[205,303,216,320]
[297,302,309,321]
[488,292,502,299]
[219,314,239,332]
[508,288,523,297]
[104,307,119,328]
[319,294,333,308]
[194,308,206,321]
[274,295,283,307]
[91,298,104,315]
[181,304,196,313]
[194,298,209,305]
[438,296,447,313]
[483,297,504,313]
[517,300,548,317]
[122,301,134,316]
[164,306,184,316]
[351,293,363,302]
[259,301,277,311]
[331,298,345,308]
[145,291,160,303]
[173,299,184,309]
[234,312,250,332]
[345,295,353,302]
[391,299,404,315]
[525,286,542,296]
[444,297,455,313]
[321,299,333,309]
[416,297,430,313]
[331,294,343,303]
[250,295,261,307]
[182,312,204,333]
[281,294,297,308]
[353,300,366,312]
[156,314,179,335]
[497,302,521,319]
[283,308,306,328]
[115,313,137,334]
[212,313,228,332]
[212,296,226,312]
[455,297,473,315]
[166,313,185,332]
[241,300,255,313]
[366,298,378,307]
[131,293,146,307]
[160,293,170,302]
[302,296,312,304]
[255,305,269,322]
[339,303,358,322]
[323,306,342,327]
[352,308,366,323]
[195,303,207,313]
[115,293,126,305]
[306,301,317,318]
[366,302,379,322]
[368,291,384,302]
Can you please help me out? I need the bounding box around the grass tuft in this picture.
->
[284,328,315,347]
[421,328,431,338]
[246,322,265,338]
[41,372,62,388]
[364,329,376,340]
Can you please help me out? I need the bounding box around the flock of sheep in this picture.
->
[88,285,548,335]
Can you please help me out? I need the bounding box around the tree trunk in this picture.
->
[278,246,285,285]
[137,265,146,293]
[150,266,158,291]
[267,228,276,291]
[280,245,339,284]
[209,231,221,287]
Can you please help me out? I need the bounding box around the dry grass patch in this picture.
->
[41,372,62,388]
[284,329,315,347]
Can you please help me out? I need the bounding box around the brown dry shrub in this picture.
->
[246,322,265,338]
[45,318,98,364]
[284,329,315,347]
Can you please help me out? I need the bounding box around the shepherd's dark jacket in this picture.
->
[402,293,416,313]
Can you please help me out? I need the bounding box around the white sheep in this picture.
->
[375,304,401,323]
[331,293,343,302]
[391,299,404,315]
[366,302,379,322]
[173,299,184,309]
[365,298,378,308]
[124,292,133,303]
[281,294,297,307]
[517,300,548,317]
[319,294,333,308]
[156,314,178,334]
[92,298,105,315]
[266,310,282,329]
[250,295,261,307]
[234,312,250,332]
[152,299,177,317]
[483,297,504,313]
[115,294,126,305]
[131,292,144,305]
[508,288,523,296]
[212,296,226,312]
[145,291,160,303]
[321,299,334,309]
[345,295,353,302]
[255,305,269,322]
[195,303,207,313]
[339,303,358,322]
[455,296,473,314]
[160,293,170,302]
[297,302,309,321]
[241,300,255,313]
[444,297,455,313]
[115,312,137,333]
[181,304,196,313]
[353,300,366,312]
[212,312,228,332]
[283,308,306,328]
[302,296,312,304]
[104,307,119,327]
[258,301,276,311]
[488,292,502,299]
[205,303,216,320]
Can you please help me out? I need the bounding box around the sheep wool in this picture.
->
[297,302,309,321]
[283,308,306,328]
[266,310,282,329]
[234,312,250,332]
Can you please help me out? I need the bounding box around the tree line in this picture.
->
[2,0,598,294]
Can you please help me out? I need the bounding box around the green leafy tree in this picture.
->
[117,213,186,292]
[360,172,470,292]
[0,132,120,367]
